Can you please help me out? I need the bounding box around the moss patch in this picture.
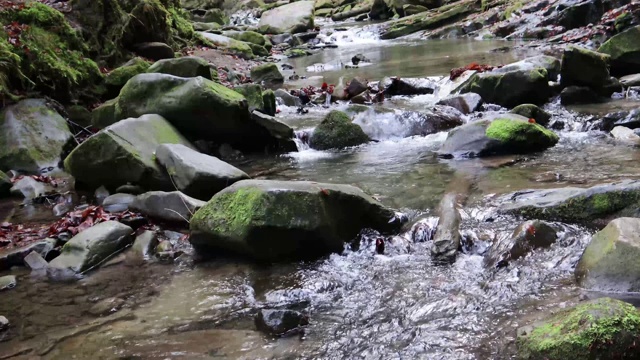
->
[486,118,558,150]
[310,110,371,150]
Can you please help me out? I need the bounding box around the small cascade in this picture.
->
[325,93,332,107]
[318,25,382,46]
[294,130,311,151]
[229,10,259,26]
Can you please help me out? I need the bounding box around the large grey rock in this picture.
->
[560,46,611,89]
[0,99,72,173]
[494,55,561,81]
[190,180,405,261]
[251,111,295,141]
[598,25,640,76]
[310,111,370,150]
[155,144,250,201]
[146,56,214,80]
[102,193,137,213]
[431,193,461,262]
[576,217,640,292]
[259,1,315,34]
[48,221,133,274]
[130,191,206,223]
[274,89,301,107]
[460,67,551,108]
[64,114,192,190]
[380,77,436,96]
[438,115,559,158]
[499,180,640,224]
[0,238,57,270]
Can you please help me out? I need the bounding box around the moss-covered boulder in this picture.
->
[459,68,550,108]
[146,56,214,79]
[598,25,640,76]
[247,43,270,57]
[380,1,477,39]
[0,2,102,102]
[189,180,404,261]
[48,221,133,274]
[310,111,371,150]
[233,84,265,113]
[560,46,611,89]
[190,8,228,25]
[439,116,558,158]
[105,57,151,97]
[69,0,195,66]
[258,1,315,34]
[198,32,254,59]
[576,217,640,292]
[64,114,192,190]
[223,31,272,51]
[91,98,119,129]
[250,63,284,89]
[499,180,640,225]
[262,89,277,116]
[510,104,552,127]
[0,99,73,173]
[517,297,640,360]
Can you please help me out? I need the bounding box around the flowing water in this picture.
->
[3,30,640,360]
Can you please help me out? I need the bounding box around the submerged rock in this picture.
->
[560,46,611,89]
[0,238,57,271]
[510,104,551,127]
[146,56,215,80]
[499,179,640,224]
[310,111,371,150]
[155,143,250,201]
[255,309,309,336]
[64,114,191,191]
[258,1,315,34]
[48,221,133,274]
[437,93,483,114]
[439,116,559,157]
[0,99,72,173]
[190,180,404,261]
[576,217,640,292]
[459,68,550,108]
[251,63,284,90]
[599,25,640,76]
[517,297,640,360]
[431,193,462,262]
[130,191,205,223]
[560,86,601,105]
[484,220,557,268]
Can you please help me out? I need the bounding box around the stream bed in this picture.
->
[2,33,640,360]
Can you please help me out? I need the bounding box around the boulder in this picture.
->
[48,221,133,274]
[517,298,640,360]
[346,77,369,98]
[560,46,611,89]
[198,33,254,59]
[131,230,159,260]
[380,77,436,96]
[431,193,461,262]
[155,143,250,201]
[64,114,192,190]
[499,179,640,224]
[102,193,137,213]
[91,98,119,129]
[439,116,559,158]
[262,90,277,116]
[510,104,552,127]
[189,180,405,261]
[133,42,175,61]
[496,55,561,81]
[130,191,205,223]
[259,1,315,34]
[251,111,297,145]
[560,85,601,105]
[251,63,284,90]
[233,84,265,113]
[0,238,57,271]
[146,56,214,80]
[460,68,550,108]
[255,309,309,336]
[275,89,301,107]
[310,111,371,150]
[105,58,151,97]
[598,25,640,76]
[0,99,72,173]
[484,221,557,268]
[611,126,640,146]
[576,217,640,292]
[436,93,483,114]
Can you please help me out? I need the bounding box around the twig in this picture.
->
[163,208,191,224]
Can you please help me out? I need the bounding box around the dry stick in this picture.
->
[167,172,195,220]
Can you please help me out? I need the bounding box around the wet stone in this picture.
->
[0,316,8,331]
[0,275,16,291]
[255,309,309,336]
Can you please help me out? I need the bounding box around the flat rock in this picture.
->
[130,191,205,223]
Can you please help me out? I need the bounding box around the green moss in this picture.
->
[310,110,371,150]
[511,104,551,126]
[246,43,269,57]
[105,58,151,88]
[486,118,558,145]
[192,188,268,237]
[503,0,523,20]
[517,298,640,359]
[285,48,309,58]
[381,1,478,39]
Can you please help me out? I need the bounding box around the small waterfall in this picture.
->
[325,93,332,107]
[294,130,311,151]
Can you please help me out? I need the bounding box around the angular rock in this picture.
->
[0,275,16,291]
[102,193,137,213]
[510,104,552,127]
[250,111,297,150]
[130,191,205,223]
[439,116,559,157]
[24,251,49,271]
[517,298,640,360]
[460,68,550,108]
[310,111,370,150]
[437,93,483,115]
[251,63,284,90]
[190,180,404,261]
[576,217,640,292]
[91,98,118,129]
[259,1,315,34]
[223,31,271,50]
[0,99,72,173]
[255,309,309,336]
[64,114,192,190]
[48,221,133,274]
[147,56,214,80]
[484,220,557,268]
[560,46,611,89]
[9,176,55,200]
[131,230,158,260]
[560,85,602,105]
[155,144,250,201]
[133,42,175,61]
[499,179,640,224]
[431,193,461,262]
[346,77,368,98]
[274,89,301,107]
[598,25,640,76]
[0,238,57,271]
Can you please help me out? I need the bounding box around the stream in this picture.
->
[2,26,640,360]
